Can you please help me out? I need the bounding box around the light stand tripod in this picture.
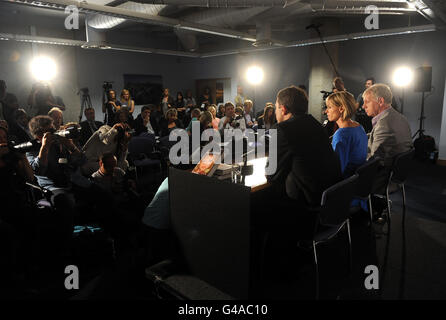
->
[78,87,92,123]
[412,91,426,140]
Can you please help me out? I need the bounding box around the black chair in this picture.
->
[145,260,234,300]
[350,157,381,223]
[127,136,162,182]
[383,148,415,219]
[308,174,359,299]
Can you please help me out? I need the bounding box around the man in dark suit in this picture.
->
[80,107,103,147]
[8,109,33,144]
[267,85,342,209]
[256,86,342,262]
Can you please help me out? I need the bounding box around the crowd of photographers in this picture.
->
[0,81,275,294]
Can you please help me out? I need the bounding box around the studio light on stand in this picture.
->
[392,66,413,114]
[245,65,264,112]
[30,56,57,82]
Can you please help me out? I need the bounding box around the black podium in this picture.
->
[168,166,266,299]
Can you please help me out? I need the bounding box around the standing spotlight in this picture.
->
[245,65,264,112]
[30,56,57,81]
[393,67,413,87]
[393,67,413,114]
[246,66,264,85]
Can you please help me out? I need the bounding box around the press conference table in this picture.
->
[169,156,273,299]
[240,157,271,192]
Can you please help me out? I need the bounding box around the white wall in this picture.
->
[339,30,446,147]
[179,47,311,115]
[439,78,446,160]
[0,40,194,122]
[1,28,445,150]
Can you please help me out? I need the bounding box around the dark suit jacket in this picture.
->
[8,123,33,144]
[134,114,160,136]
[80,120,103,147]
[267,114,342,207]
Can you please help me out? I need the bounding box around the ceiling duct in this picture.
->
[82,18,111,49]
[174,7,269,51]
[253,21,272,47]
[6,0,258,41]
[87,2,166,29]
[135,0,293,7]
[309,0,417,14]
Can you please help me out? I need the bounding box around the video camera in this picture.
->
[11,127,81,153]
[321,90,333,101]
[116,123,136,137]
[230,115,243,128]
[103,81,113,92]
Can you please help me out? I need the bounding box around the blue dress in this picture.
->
[332,126,368,178]
[332,125,368,211]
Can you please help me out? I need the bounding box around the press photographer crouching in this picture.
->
[25,116,85,245]
[82,109,132,177]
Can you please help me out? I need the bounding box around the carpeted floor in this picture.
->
[340,160,446,300]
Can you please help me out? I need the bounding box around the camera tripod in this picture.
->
[412,91,426,140]
[78,87,92,123]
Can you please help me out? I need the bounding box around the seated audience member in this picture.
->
[160,88,175,116]
[235,106,244,118]
[159,108,184,137]
[198,87,212,110]
[207,105,220,130]
[0,120,8,131]
[61,122,83,150]
[82,119,131,177]
[91,152,142,239]
[134,105,159,136]
[0,125,35,212]
[218,102,246,133]
[48,107,63,130]
[0,80,6,120]
[103,89,121,126]
[216,104,225,119]
[257,104,276,131]
[0,125,39,258]
[26,115,84,191]
[2,93,19,125]
[267,86,341,210]
[79,107,103,146]
[184,90,196,111]
[174,91,187,121]
[243,99,256,128]
[257,102,273,119]
[115,108,134,129]
[91,152,131,195]
[9,109,33,144]
[325,91,368,177]
[186,108,201,135]
[119,89,135,116]
[363,83,413,193]
[151,104,163,126]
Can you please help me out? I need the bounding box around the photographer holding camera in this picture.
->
[82,109,132,177]
[25,116,84,191]
[218,102,246,134]
[103,89,121,126]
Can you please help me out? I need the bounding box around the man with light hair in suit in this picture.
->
[363,83,413,197]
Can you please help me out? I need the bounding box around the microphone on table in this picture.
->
[240,149,256,184]
[322,119,329,127]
